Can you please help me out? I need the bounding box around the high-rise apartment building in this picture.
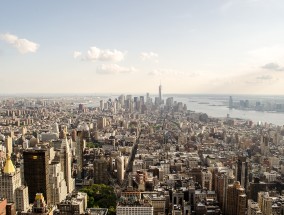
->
[226,181,246,215]
[23,149,51,204]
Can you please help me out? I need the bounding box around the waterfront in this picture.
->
[83,94,284,126]
[173,95,284,126]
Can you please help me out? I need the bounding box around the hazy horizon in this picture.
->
[1,0,284,94]
[1,92,284,98]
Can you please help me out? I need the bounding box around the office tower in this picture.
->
[159,84,162,105]
[229,96,233,109]
[146,93,150,103]
[116,156,125,184]
[236,156,249,190]
[118,94,125,107]
[140,96,145,105]
[75,132,84,179]
[78,103,84,111]
[103,102,109,110]
[23,149,51,204]
[201,169,212,190]
[15,186,29,212]
[129,100,134,113]
[258,192,271,215]
[100,100,104,110]
[5,136,13,156]
[260,135,270,156]
[113,101,117,113]
[133,97,139,111]
[0,155,21,203]
[154,97,160,106]
[214,169,234,212]
[166,97,174,107]
[98,117,107,129]
[49,161,68,205]
[60,139,75,193]
[226,181,246,215]
[93,157,108,184]
[126,95,132,101]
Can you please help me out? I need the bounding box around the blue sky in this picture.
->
[1,0,284,94]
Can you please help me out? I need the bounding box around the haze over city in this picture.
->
[1,0,284,95]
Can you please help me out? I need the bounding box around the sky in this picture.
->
[1,0,284,95]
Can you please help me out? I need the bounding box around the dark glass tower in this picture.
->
[23,149,51,204]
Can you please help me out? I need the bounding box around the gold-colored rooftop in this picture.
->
[3,154,16,174]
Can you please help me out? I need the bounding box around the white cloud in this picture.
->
[262,62,284,72]
[75,46,125,62]
[141,52,159,62]
[73,51,82,59]
[96,64,136,75]
[0,33,39,54]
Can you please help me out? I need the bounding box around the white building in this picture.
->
[116,156,125,184]
[117,202,153,215]
[49,161,68,205]
[0,155,29,211]
[60,138,75,193]
[15,185,29,212]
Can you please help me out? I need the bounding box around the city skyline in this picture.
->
[1,0,284,95]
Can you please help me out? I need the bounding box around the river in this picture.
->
[173,95,284,126]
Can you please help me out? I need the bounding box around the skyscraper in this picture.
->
[23,149,51,204]
[0,155,21,203]
[93,157,108,184]
[159,84,162,105]
[5,136,13,156]
[0,155,29,212]
[236,156,249,190]
[60,139,75,193]
[49,161,67,205]
[226,181,246,215]
[229,96,233,109]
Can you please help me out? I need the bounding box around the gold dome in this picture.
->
[3,154,16,174]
